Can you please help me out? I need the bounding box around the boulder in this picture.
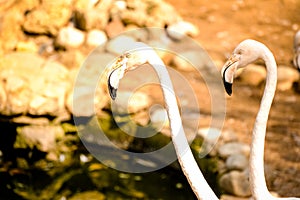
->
[166,21,199,40]
[225,154,248,171]
[218,142,250,159]
[277,65,299,91]
[86,30,108,47]
[23,0,73,35]
[55,26,85,49]
[219,170,251,197]
[73,0,113,31]
[0,53,71,117]
[239,64,266,86]
[105,35,137,55]
[111,91,152,114]
[15,125,64,152]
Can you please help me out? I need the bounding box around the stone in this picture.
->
[0,0,38,51]
[150,107,169,130]
[0,53,71,117]
[120,0,181,27]
[12,116,49,125]
[171,50,212,71]
[16,41,38,53]
[105,35,137,55]
[144,0,182,27]
[219,170,251,197]
[15,125,64,152]
[58,50,86,70]
[86,30,108,47]
[23,0,73,36]
[277,65,299,91]
[55,26,85,49]
[73,0,113,31]
[111,91,151,114]
[220,194,250,200]
[218,142,250,159]
[239,64,266,86]
[225,154,248,170]
[105,18,125,39]
[197,127,222,157]
[220,129,238,143]
[166,21,199,40]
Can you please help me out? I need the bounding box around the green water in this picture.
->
[0,115,219,200]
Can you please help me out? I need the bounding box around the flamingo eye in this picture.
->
[236,49,243,55]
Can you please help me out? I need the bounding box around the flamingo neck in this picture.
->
[147,51,219,200]
[250,47,277,200]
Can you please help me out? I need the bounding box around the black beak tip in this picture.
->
[108,84,117,100]
[224,81,232,96]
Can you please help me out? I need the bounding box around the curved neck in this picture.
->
[250,47,277,200]
[148,51,218,200]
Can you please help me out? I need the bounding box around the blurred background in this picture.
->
[0,0,299,199]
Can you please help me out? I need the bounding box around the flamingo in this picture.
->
[107,42,219,200]
[221,39,299,200]
[293,30,300,72]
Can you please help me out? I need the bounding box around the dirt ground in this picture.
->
[164,0,300,197]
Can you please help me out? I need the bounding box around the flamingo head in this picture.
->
[221,39,266,95]
[108,43,151,100]
[107,53,131,100]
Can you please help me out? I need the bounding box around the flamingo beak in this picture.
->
[108,54,129,100]
[221,56,239,96]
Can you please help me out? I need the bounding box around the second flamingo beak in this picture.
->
[221,56,239,96]
[108,55,129,100]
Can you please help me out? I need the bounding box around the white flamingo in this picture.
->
[107,42,219,200]
[221,39,299,200]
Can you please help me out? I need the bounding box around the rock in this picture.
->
[225,154,248,170]
[239,64,266,86]
[277,65,299,91]
[23,0,73,35]
[86,30,108,47]
[70,52,115,116]
[15,125,64,152]
[218,142,250,159]
[171,50,212,71]
[105,18,125,39]
[74,0,99,10]
[198,127,221,142]
[58,50,86,69]
[73,0,113,31]
[0,53,71,117]
[150,107,169,130]
[197,128,222,157]
[0,0,38,51]
[166,21,199,40]
[105,35,137,55]
[55,26,85,49]
[121,0,181,27]
[220,194,250,200]
[220,129,238,143]
[111,91,151,114]
[69,191,105,200]
[16,41,38,53]
[219,170,251,197]
[144,0,182,27]
[12,116,49,125]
